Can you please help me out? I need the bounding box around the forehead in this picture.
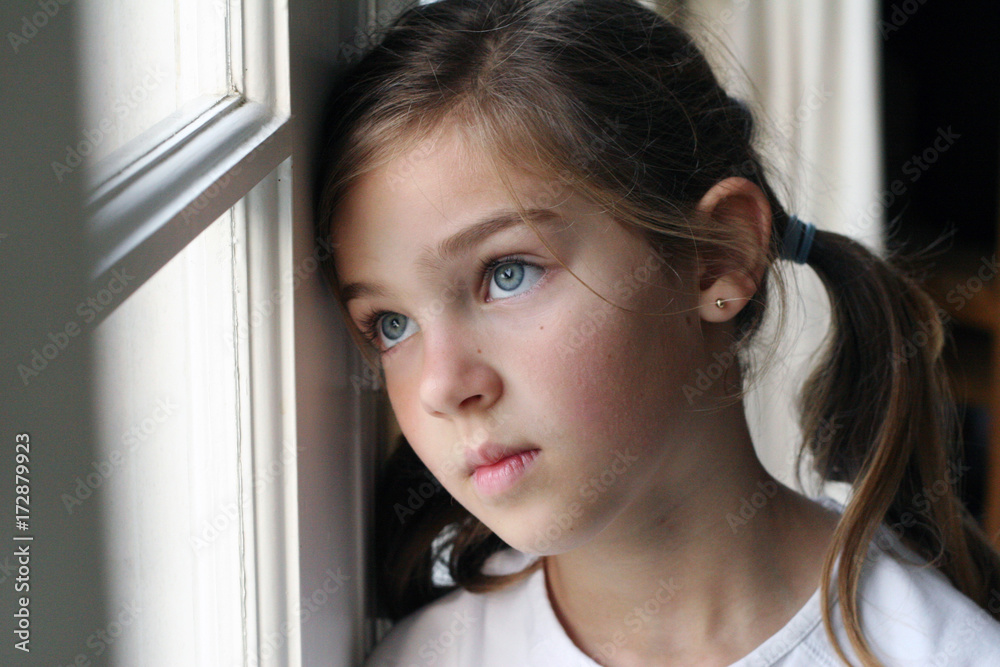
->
[331,124,586,277]
[334,125,496,239]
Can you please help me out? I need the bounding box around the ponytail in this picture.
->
[794,221,1000,665]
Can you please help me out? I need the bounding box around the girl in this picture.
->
[314,0,1000,664]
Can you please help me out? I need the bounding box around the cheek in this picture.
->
[516,294,704,466]
[526,302,675,411]
[382,365,473,485]
[382,373,437,460]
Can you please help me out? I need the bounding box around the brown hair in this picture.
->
[313,0,1000,664]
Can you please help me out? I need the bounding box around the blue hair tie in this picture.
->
[781,215,816,264]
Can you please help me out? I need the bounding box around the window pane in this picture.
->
[90,206,248,665]
[79,0,232,163]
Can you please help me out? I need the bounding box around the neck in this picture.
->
[540,403,840,667]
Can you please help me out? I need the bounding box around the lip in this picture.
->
[465,442,539,476]
[466,443,541,497]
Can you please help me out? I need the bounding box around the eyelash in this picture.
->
[357,254,540,353]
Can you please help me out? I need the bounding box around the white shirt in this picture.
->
[364,504,1000,666]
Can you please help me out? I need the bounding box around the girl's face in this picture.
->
[333,124,721,556]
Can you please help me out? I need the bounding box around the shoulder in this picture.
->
[848,534,1000,665]
[363,585,482,667]
[363,549,545,667]
[769,523,1000,667]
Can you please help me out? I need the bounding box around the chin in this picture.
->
[484,512,594,557]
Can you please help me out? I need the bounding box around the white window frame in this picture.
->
[81,0,302,663]
[1,0,393,664]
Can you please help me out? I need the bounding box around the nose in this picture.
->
[418,319,502,418]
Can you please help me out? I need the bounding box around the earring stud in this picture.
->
[715,297,739,308]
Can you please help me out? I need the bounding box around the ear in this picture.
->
[694,177,772,323]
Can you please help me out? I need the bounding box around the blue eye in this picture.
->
[488,260,544,300]
[361,311,419,352]
[380,313,409,341]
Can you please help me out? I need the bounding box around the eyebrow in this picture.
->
[340,207,562,306]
